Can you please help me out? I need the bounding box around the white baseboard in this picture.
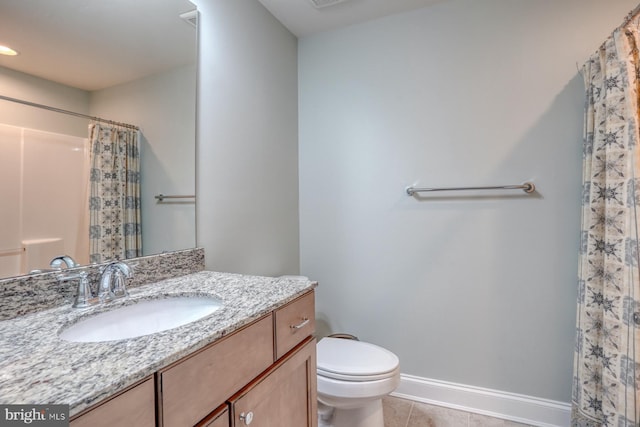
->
[391,374,571,427]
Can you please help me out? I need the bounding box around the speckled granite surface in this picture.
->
[0,271,316,416]
[0,248,205,320]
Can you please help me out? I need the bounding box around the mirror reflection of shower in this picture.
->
[0,123,89,277]
[0,0,197,280]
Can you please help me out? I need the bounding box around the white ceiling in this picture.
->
[256,0,445,37]
[0,0,441,92]
[0,0,197,91]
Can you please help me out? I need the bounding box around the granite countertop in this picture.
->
[0,271,316,416]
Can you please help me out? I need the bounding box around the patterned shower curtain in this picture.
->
[88,123,141,264]
[572,18,640,427]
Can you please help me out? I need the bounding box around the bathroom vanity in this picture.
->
[0,264,317,427]
[72,291,316,427]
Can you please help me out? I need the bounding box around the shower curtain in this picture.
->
[573,14,640,427]
[88,123,141,263]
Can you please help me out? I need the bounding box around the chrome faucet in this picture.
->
[50,255,78,269]
[57,261,133,309]
[98,261,133,301]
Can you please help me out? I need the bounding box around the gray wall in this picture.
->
[298,0,638,403]
[194,0,300,276]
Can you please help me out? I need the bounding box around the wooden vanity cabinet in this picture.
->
[70,376,155,427]
[227,291,317,427]
[229,337,317,427]
[70,290,316,427]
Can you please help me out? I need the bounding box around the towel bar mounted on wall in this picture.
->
[405,182,536,196]
[154,194,196,202]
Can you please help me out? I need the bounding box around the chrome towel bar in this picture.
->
[154,194,196,202]
[406,182,535,196]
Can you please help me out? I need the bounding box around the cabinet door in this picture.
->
[70,377,155,427]
[160,315,274,427]
[230,337,317,427]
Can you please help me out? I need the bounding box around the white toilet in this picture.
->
[316,337,400,427]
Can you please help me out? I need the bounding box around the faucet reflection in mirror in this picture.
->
[50,255,78,269]
[88,123,142,264]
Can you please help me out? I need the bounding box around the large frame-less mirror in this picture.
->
[0,0,197,279]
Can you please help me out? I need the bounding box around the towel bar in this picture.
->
[406,182,535,196]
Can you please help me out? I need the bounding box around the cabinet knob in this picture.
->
[239,411,254,425]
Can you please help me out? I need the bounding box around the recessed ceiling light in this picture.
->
[0,45,18,56]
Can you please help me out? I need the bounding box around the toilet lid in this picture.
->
[317,337,399,380]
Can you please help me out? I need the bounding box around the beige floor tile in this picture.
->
[383,396,413,427]
[468,413,532,427]
[406,402,469,427]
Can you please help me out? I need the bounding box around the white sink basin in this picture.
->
[59,296,222,343]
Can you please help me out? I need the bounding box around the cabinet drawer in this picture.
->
[160,315,274,427]
[274,291,315,359]
[70,377,155,427]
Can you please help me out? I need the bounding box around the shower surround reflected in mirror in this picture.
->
[0,0,197,279]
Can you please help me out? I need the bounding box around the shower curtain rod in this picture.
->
[0,94,139,130]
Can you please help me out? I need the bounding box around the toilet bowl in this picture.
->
[317,337,400,427]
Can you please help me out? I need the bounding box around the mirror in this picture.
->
[0,0,197,279]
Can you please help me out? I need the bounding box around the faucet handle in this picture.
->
[57,271,96,309]
[73,272,96,309]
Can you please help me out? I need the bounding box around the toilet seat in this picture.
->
[317,337,399,382]
[317,367,398,382]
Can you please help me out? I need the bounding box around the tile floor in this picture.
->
[383,396,534,427]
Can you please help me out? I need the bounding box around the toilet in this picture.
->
[316,337,400,427]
